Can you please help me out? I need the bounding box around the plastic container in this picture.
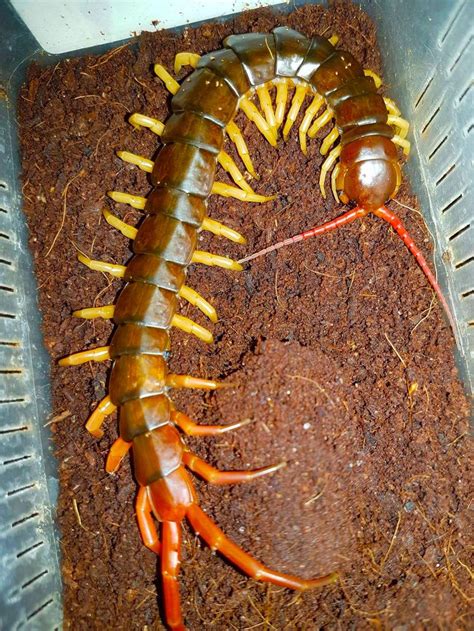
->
[0,1,472,628]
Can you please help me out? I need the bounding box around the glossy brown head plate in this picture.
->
[337,136,401,211]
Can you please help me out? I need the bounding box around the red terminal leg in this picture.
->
[183,451,285,485]
[136,487,161,555]
[186,503,338,590]
[374,206,455,332]
[239,206,368,263]
[171,409,251,436]
[105,437,132,473]
[161,521,185,631]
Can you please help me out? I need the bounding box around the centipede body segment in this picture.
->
[59,26,453,630]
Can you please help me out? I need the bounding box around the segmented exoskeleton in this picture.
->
[60,27,453,630]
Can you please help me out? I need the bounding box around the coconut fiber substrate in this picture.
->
[19,2,472,629]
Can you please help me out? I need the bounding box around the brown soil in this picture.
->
[19,2,472,630]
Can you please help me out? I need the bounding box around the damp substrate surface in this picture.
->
[19,3,472,629]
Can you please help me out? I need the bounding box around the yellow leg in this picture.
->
[275,80,289,129]
[178,285,217,323]
[308,107,333,139]
[117,151,154,173]
[201,217,246,244]
[298,94,324,155]
[85,395,116,439]
[218,151,254,193]
[154,64,180,94]
[174,52,201,74]
[192,250,243,271]
[171,313,213,344]
[129,113,164,136]
[239,97,277,146]
[283,84,307,140]
[225,121,257,178]
[392,134,411,156]
[58,346,110,367]
[211,181,274,203]
[78,253,125,278]
[102,208,137,239]
[364,69,382,89]
[166,374,226,390]
[256,84,277,132]
[329,34,339,46]
[331,163,341,203]
[73,305,115,319]
[319,145,341,198]
[384,97,401,117]
[107,191,146,210]
[388,114,409,139]
[320,126,340,156]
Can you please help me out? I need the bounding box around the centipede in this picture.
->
[59,26,454,630]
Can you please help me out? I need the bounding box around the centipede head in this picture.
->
[337,136,402,211]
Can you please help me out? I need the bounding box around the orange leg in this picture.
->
[136,487,161,555]
[105,437,131,473]
[183,451,285,485]
[186,504,338,590]
[374,205,455,332]
[161,521,185,631]
[171,409,251,436]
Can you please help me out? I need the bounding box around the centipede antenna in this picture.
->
[171,313,213,343]
[58,346,111,367]
[217,151,255,193]
[117,150,154,173]
[85,395,117,439]
[192,250,243,271]
[107,190,147,210]
[211,181,275,203]
[374,206,456,333]
[239,207,368,264]
[154,63,180,94]
[102,208,138,239]
[174,52,201,74]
